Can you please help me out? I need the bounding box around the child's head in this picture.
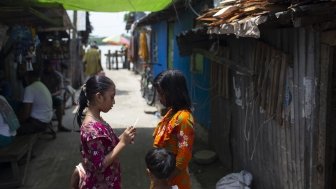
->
[154,69,191,111]
[145,148,176,180]
[76,75,115,125]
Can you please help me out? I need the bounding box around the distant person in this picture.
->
[82,43,103,80]
[75,75,136,189]
[41,61,70,132]
[145,148,178,189]
[17,70,53,135]
[0,95,20,148]
[152,70,195,189]
[49,40,64,72]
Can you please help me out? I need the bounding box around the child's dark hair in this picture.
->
[145,148,176,179]
[154,69,191,111]
[76,75,115,126]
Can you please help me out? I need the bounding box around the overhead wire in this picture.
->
[187,0,201,17]
[172,0,181,25]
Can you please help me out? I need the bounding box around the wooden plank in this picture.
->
[280,125,289,189]
[285,125,295,189]
[225,65,229,98]
[298,28,306,189]
[197,17,219,22]
[276,54,287,123]
[213,5,239,19]
[286,67,294,189]
[192,48,254,76]
[29,7,60,26]
[292,29,301,189]
[196,8,220,20]
[315,44,330,189]
[272,50,279,116]
[276,122,285,188]
[0,134,38,189]
[269,117,277,188]
[0,136,32,161]
[266,49,275,116]
[256,43,266,106]
[219,64,223,96]
[261,46,271,111]
[306,30,319,189]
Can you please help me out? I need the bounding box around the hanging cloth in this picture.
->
[138,31,148,62]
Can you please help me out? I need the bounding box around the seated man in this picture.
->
[17,70,53,135]
[41,61,70,132]
[0,95,20,148]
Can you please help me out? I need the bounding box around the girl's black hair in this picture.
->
[145,148,176,179]
[154,69,191,111]
[76,75,115,126]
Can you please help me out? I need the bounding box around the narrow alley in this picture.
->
[10,68,210,189]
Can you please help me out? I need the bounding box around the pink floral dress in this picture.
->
[80,120,121,189]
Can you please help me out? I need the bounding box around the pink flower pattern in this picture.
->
[80,121,121,189]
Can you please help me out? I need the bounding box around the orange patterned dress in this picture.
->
[153,108,194,189]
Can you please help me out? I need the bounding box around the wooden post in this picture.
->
[111,51,114,69]
[125,48,129,70]
[70,10,78,87]
[107,50,111,70]
[115,50,119,70]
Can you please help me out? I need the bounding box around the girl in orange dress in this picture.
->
[152,69,194,189]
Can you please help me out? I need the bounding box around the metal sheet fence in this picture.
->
[210,28,319,189]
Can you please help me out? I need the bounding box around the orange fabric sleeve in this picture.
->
[175,112,194,170]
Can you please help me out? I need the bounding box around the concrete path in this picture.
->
[14,69,202,189]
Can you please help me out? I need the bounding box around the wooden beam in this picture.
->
[314,44,332,189]
[37,27,71,32]
[29,7,59,26]
[192,48,254,76]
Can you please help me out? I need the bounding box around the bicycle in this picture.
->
[140,63,160,106]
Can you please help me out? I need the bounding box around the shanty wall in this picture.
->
[210,28,321,189]
[151,22,168,77]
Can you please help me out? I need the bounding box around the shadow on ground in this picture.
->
[189,136,230,189]
[2,127,154,189]
[1,108,227,189]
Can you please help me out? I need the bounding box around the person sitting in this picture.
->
[145,148,178,189]
[41,61,70,132]
[17,70,53,135]
[0,95,20,148]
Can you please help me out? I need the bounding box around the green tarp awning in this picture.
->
[35,0,173,12]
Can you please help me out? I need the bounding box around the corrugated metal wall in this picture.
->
[210,28,320,189]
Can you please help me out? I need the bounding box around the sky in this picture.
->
[89,12,128,37]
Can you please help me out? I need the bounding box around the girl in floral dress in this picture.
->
[76,75,136,189]
[153,70,195,189]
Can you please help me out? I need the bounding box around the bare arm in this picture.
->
[102,127,136,168]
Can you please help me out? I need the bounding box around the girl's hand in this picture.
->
[120,126,136,145]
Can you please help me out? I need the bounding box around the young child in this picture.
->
[75,75,136,189]
[145,148,178,189]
